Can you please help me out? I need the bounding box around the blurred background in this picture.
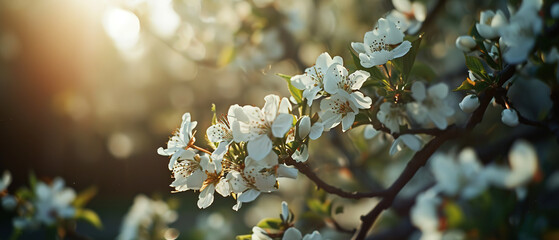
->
[0,0,532,239]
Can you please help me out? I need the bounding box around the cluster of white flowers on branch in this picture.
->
[156,0,559,239]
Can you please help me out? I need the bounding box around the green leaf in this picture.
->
[256,218,283,230]
[465,55,486,76]
[410,61,436,82]
[444,201,463,228]
[307,199,331,216]
[454,78,475,91]
[217,44,236,67]
[211,103,217,125]
[469,25,500,69]
[236,235,252,240]
[29,171,37,191]
[76,209,103,229]
[335,206,344,215]
[73,186,97,208]
[349,46,366,71]
[392,34,423,82]
[277,73,303,104]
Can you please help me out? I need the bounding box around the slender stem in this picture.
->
[284,157,388,199]
[191,145,213,155]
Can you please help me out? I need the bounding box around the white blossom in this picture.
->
[377,102,408,133]
[117,195,178,240]
[455,36,477,52]
[501,109,519,127]
[229,152,296,211]
[197,156,229,209]
[410,188,443,240]
[459,94,480,113]
[499,0,543,63]
[352,18,412,67]
[323,63,372,109]
[235,95,294,161]
[298,116,311,139]
[319,92,360,132]
[33,177,76,226]
[206,104,247,161]
[431,148,488,199]
[158,113,198,170]
[292,144,309,162]
[386,0,426,34]
[291,52,343,106]
[364,125,379,139]
[0,170,11,192]
[170,153,207,192]
[251,226,272,240]
[389,134,422,156]
[552,3,559,19]
[282,227,323,240]
[476,10,508,39]
[406,82,455,130]
[484,140,538,190]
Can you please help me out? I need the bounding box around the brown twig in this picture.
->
[284,157,389,199]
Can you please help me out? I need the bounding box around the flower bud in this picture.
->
[501,109,519,127]
[468,70,478,81]
[281,201,289,222]
[298,116,311,139]
[459,94,480,113]
[456,36,477,52]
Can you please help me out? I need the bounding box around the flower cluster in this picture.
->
[159,97,299,210]
[411,140,540,239]
[247,201,323,240]
[117,194,178,240]
[0,172,100,239]
[456,0,545,127]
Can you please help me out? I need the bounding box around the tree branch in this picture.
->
[352,65,517,240]
[284,157,389,199]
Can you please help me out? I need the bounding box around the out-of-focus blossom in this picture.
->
[552,3,559,18]
[0,170,11,192]
[476,10,508,39]
[390,134,422,156]
[364,125,380,139]
[406,82,455,130]
[117,195,178,240]
[501,109,519,127]
[499,0,543,63]
[455,36,477,52]
[291,53,343,106]
[431,149,488,199]
[377,102,408,133]
[386,0,426,34]
[410,188,443,240]
[459,94,480,113]
[352,18,412,67]
[484,140,539,194]
[33,178,76,226]
[282,227,323,240]
[158,113,198,170]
